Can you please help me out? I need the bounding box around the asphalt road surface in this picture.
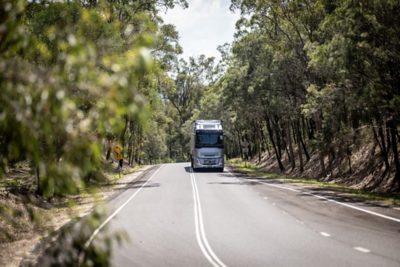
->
[92,163,400,267]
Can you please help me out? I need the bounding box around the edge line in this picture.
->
[227,169,400,224]
[85,165,163,247]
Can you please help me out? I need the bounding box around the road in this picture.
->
[93,163,400,267]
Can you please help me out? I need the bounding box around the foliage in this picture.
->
[2,0,400,263]
[36,207,126,267]
[0,0,186,264]
[197,0,400,190]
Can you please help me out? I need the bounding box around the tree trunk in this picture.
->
[372,122,390,175]
[388,119,400,185]
[235,127,243,159]
[106,147,111,161]
[315,113,326,177]
[120,115,129,152]
[328,149,334,177]
[347,147,352,175]
[296,120,304,172]
[36,166,42,196]
[265,116,284,171]
[287,121,295,170]
[319,151,326,177]
[299,119,310,161]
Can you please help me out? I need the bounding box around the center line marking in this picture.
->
[190,168,226,267]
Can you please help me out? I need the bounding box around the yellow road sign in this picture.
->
[113,144,123,160]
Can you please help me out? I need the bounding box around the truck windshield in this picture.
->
[196,131,223,147]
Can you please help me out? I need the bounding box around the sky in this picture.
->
[160,0,240,61]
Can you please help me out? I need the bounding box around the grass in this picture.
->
[102,162,142,182]
[0,161,144,239]
[228,158,400,206]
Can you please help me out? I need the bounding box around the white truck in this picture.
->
[190,120,224,172]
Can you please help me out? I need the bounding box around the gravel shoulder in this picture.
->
[0,165,154,267]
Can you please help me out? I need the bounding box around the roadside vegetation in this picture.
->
[228,158,400,206]
[0,0,188,265]
[1,0,400,266]
[205,0,400,193]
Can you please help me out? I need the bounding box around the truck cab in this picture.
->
[190,120,224,172]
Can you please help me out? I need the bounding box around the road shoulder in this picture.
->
[227,162,400,221]
[2,165,155,267]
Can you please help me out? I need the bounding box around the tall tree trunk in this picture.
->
[319,151,326,177]
[235,127,243,159]
[299,118,310,161]
[287,121,295,170]
[36,166,42,196]
[315,113,326,177]
[120,115,129,151]
[273,117,284,160]
[346,147,352,175]
[252,121,263,163]
[265,116,284,171]
[328,149,334,177]
[305,117,315,140]
[388,119,400,185]
[106,145,111,161]
[296,120,304,172]
[372,122,390,175]
[259,124,267,152]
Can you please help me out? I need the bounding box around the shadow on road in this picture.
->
[99,180,160,189]
[208,181,260,186]
[219,170,400,211]
[297,188,396,209]
[184,166,224,173]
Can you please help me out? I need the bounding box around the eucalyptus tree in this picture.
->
[0,0,172,264]
[306,0,400,185]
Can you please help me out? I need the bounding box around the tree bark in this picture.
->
[299,118,310,161]
[372,122,390,175]
[388,119,400,185]
[120,115,129,151]
[287,121,295,170]
[296,120,304,172]
[265,116,284,171]
[36,166,42,196]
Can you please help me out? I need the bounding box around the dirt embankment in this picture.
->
[254,141,399,193]
[0,165,153,267]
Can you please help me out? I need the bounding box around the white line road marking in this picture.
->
[85,165,163,248]
[320,232,331,237]
[263,197,268,200]
[190,171,217,266]
[304,192,400,223]
[190,168,227,267]
[354,247,371,253]
[227,170,400,224]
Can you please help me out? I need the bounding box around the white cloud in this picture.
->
[160,0,240,61]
